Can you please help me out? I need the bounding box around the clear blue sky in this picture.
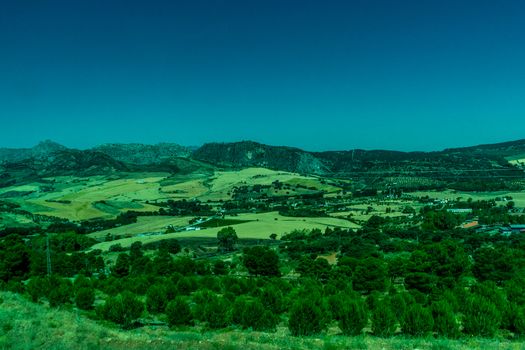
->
[1,0,524,151]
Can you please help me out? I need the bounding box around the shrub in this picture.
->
[288,296,329,336]
[431,300,460,338]
[232,296,278,331]
[462,295,501,337]
[166,297,193,327]
[99,291,144,329]
[512,307,525,336]
[338,298,368,336]
[400,303,434,336]
[48,278,73,307]
[75,287,95,310]
[146,284,168,314]
[202,294,230,329]
[371,299,396,337]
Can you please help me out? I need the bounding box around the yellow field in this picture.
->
[410,190,525,207]
[88,216,194,239]
[2,168,345,221]
[90,211,359,251]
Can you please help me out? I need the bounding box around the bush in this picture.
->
[338,298,368,336]
[99,291,144,329]
[166,297,193,327]
[75,287,95,310]
[146,284,168,314]
[288,296,329,336]
[371,299,396,337]
[48,278,73,307]
[431,300,460,338]
[400,303,434,336]
[202,294,230,329]
[462,295,501,337]
[232,296,278,331]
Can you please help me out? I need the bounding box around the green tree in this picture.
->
[352,257,388,293]
[371,299,396,337]
[431,300,460,338]
[462,295,501,337]
[243,246,280,277]
[99,291,144,329]
[338,298,368,336]
[112,253,130,277]
[400,303,434,336]
[288,296,329,336]
[146,284,168,314]
[217,227,238,252]
[202,294,230,329]
[75,287,95,310]
[232,296,278,331]
[166,297,193,327]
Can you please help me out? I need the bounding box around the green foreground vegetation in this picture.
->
[1,165,525,349]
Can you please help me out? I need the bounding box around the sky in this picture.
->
[1,0,524,151]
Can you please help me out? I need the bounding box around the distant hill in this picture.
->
[0,140,67,163]
[193,141,328,174]
[1,138,524,191]
[92,143,191,164]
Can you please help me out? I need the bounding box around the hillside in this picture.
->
[93,143,191,164]
[1,139,524,191]
[0,292,516,350]
[193,141,328,174]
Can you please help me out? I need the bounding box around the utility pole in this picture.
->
[46,233,52,276]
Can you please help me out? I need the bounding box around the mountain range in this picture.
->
[1,139,524,190]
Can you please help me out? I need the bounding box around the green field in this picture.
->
[410,190,525,207]
[90,211,359,251]
[0,168,341,222]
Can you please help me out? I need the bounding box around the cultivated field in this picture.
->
[0,168,341,222]
[410,190,525,207]
[89,211,359,251]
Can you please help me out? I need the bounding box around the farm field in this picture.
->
[410,190,525,207]
[89,216,194,239]
[89,211,359,251]
[0,168,342,222]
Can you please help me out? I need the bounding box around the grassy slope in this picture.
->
[1,292,523,350]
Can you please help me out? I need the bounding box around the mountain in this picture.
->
[1,138,524,191]
[92,143,191,164]
[0,140,67,163]
[2,149,128,177]
[192,141,328,174]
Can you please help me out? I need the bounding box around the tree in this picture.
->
[352,257,388,293]
[232,296,278,331]
[217,227,238,252]
[146,284,168,313]
[431,300,460,338]
[76,287,95,310]
[288,296,329,336]
[462,295,501,337]
[0,235,30,282]
[371,299,396,337]
[202,294,230,329]
[338,298,368,336]
[112,253,130,277]
[48,277,73,307]
[400,303,434,336]
[212,260,228,275]
[243,246,280,277]
[99,291,144,329]
[166,297,193,327]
